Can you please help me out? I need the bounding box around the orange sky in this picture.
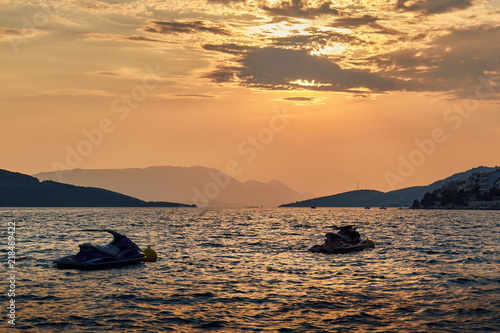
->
[1,0,500,196]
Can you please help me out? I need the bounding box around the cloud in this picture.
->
[172,94,216,98]
[207,0,246,3]
[202,43,250,54]
[125,35,171,43]
[84,33,175,44]
[0,28,21,42]
[329,14,403,36]
[145,20,230,35]
[204,24,500,99]
[87,67,169,81]
[26,90,115,98]
[0,28,24,36]
[270,28,365,49]
[395,0,474,14]
[368,24,500,98]
[282,96,315,101]
[94,71,121,76]
[281,96,321,104]
[0,27,46,42]
[283,97,314,102]
[331,14,379,28]
[206,47,400,93]
[204,65,239,83]
[96,0,137,3]
[262,0,339,18]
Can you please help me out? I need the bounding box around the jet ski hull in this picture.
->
[309,242,367,254]
[54,254,145,270]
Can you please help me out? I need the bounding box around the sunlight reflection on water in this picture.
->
[3,208,499,332]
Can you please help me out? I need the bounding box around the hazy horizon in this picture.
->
[2,0,500,197]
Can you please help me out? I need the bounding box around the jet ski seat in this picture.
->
[80,243,120,257]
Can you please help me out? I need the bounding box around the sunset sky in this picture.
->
[1,0,500,196]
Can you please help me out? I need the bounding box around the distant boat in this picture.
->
[364,206,370,209]
[379,207,387,210]
[310,205,316,209]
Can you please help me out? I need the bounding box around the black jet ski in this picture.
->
[54,230,145,270]
[309,225,375,254]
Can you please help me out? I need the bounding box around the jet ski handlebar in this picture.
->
[104,229,125,237]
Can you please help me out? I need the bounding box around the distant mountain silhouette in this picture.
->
[0,169,193,207]
[34,166,310,207]
[280,166,497,207]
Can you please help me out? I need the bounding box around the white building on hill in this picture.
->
[469,168,500,193]
[470,168,500,193]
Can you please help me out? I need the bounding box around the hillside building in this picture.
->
[467,168,500,193]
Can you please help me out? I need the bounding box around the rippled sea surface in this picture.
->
[2,208,499,332]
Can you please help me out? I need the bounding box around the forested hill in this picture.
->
[280,166,497,207]
[0,169,193,207]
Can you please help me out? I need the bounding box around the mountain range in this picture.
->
[34,166,313,207]
[3,165,494,208]
[280,166,497,207]
[0,169,192,207]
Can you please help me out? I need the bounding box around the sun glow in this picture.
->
[249,21,311,38]
[310,44,347,56]
[290,79,332,87]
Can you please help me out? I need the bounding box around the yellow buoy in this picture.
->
[366,239,376,249]
[142,246,157,262]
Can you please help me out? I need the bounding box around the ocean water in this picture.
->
[2,207,499,332]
